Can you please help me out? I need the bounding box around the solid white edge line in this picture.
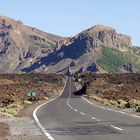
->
[75,82,140,119]
[33,77,68,140]
[82,96,124,114]
[81,96,140,119]
[110,125,123,131]
[82,96,126,114]
[131,114,140,118]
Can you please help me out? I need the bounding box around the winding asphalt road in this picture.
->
[36,77,140,140]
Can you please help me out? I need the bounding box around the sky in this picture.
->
[0,0,140,46]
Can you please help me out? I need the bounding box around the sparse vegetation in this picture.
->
[129,99,140,108]
[77,73,140,111]
[0,102,23,117]
[97,45,140,72]
[85,94,140,109]
[0,74,65,117]
[117,100,128,108]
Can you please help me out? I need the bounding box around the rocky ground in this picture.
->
[0,73,66,140]
[75,73,140,111]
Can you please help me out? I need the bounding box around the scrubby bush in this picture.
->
[129,99,140,108]
[0,102,23,117]
[108,100,118,107]
[117,100,128,108]
[90,95,103,102]
[102,99,112,106]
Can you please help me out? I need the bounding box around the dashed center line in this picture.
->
[97,119,101,121]
[91,117,96,120]
[74,109,78,112]
[80,112,86,115]
[67,78,102,123]
[70,107,73,109]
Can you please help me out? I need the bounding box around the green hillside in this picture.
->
[97,46,140,73]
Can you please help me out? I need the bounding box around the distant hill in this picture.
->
[0,16,140,74]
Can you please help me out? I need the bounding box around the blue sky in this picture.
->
[0,0,140,46]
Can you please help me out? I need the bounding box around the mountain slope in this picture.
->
[97,46,140,73]
[22,25,140,74]
[0,16,63,73]
[0,16,139,74]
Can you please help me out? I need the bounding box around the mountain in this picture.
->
[0,16,63,73]
[0,16,140,74]
[22,25,140,74]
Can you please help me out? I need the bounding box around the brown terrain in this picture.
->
[0,74,65,105]
[75,73,140,110]
[0,73,65,139]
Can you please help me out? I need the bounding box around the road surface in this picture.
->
[36,77,140,140]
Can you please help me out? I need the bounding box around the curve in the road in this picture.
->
[33,77,68,140]
[33,76,140,140]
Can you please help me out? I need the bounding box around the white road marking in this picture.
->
[67,78,72,106]
[131,114,140,118]
[67,79,101,121]
[74,109,78,112]
[110,125,123,131]
[91,117,96,120]
[82,96,140,119]
[74,83,128,117]
[80,112,86,115]
[81,96,128,115]
[33,77,68,140]
[96,119,101,121]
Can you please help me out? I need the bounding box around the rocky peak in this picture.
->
[63,25,131,54]
[87,25,114,33]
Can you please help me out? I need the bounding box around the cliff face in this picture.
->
[60,25,131,53]
[85,25,131,49]
[0,16,63,73]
